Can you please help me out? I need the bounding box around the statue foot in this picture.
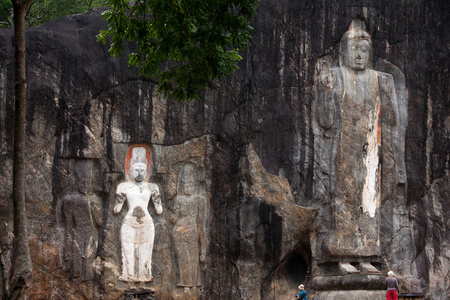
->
[339,262,360,274]
[361,262,381,274]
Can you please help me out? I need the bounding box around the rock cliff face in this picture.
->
[0,1,448,299]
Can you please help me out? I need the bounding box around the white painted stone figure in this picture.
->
[114,146,163,282]
[172,163,206,289]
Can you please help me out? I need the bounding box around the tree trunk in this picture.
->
[0,247,9,299]
[6,1,34,299]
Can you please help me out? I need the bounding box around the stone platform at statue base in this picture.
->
[312,274,386,290]
[124,288,156,300]
[398,294,425,300]
[312,291,425,300]
[312,290,387,300]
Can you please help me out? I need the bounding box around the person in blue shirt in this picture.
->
[296,284,307,300]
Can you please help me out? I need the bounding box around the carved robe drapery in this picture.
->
[315,66,399,258]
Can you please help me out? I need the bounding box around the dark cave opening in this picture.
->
[262,249,310,299]
[283,253,309,286]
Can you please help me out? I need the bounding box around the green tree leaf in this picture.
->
[98,0,260,102]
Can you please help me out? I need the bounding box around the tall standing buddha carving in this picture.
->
[312,18,402,276]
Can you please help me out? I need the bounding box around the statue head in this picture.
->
[131,162,147,182]
[178,163,197,196]
[126,146,150,182]
[339,19,371,71]
[75,160,93,195]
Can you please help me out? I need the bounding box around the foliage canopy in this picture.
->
[0,0,13,27]
[0,0,108,28]
[97,0,259,101]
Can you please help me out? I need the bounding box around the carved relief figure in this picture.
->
[62,160,102,280]
[172,163,206,290]
[114,146,163,282]
[313,19,401,267]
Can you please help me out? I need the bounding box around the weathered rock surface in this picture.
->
[0,0,448,299]
[236,144,316,299]
[421,176,450,299]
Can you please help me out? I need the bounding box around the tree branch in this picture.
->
[0,21,12,27]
